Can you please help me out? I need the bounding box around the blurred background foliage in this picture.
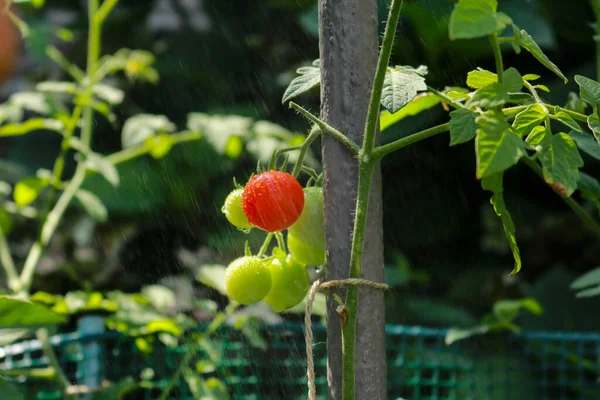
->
[1,0,599,334]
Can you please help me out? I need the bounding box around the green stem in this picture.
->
[363,0,403,153]
[524,158,600,237]
[275,232,285,250]
[292,128,320,178]
[0,230,20,293]
[289,102,359,155]
[36,328,72,394]
[46,46,85,82]
[341,162,375,400]
[489,34,504,84]
[257,233,274,257]
[372,123,450,160]
[523,80,543,104]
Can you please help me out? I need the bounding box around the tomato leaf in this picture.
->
[0,119,63,137]
[86,153,120,187]
[0,376,24,400]
[121,114,176,149]
[14,177,48,207]
[539,133,584,196]
[569,131,600,160]
[0,297,66,328]
[380,93,441,132]
[448,0,512,40]
[575,75,600,108]
[145,133,175,159]
[587,113,600,143]
[449,108,477,145]
[74,189,108,222]
[503,68,523,92]
[466,82,508,109]
[554,111,582,133]
[511,104,546,137]
[475,111,526,178]
[466,68,497,89]
[577,172,600,214]
[281,59,320,104]
[381,67,427,114]
[516,28,567,83]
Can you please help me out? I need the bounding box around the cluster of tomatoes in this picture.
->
[221,170,325,312]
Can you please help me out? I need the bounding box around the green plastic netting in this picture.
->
[1,323,600,399]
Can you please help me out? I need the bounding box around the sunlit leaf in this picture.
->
[380,93,441,132]
[74,189,108,222]
[187,113,252,154]
[445,325,488,345]
[475,111,526,178]
[587,113,600,143]
[86,153,120,187]
[380,66,427,114]
[93,84,125,105]
[121,114,176,149]
[0,297,65,327]
[448,0,512,40]
[554,111,582,133]
[466,68,497,89]
[539,133,584,196]
[525,125,546,146]
[516,28,567,83]
[282,59,320,104]
[511,103,546,137]
[14,176,48,207]
[196,264,227,296]
[36,81,77,94]
[144,134,175,159]
[466,82,508,109]
[0,119,63,137]
[490,193,521,275]
[449,108,477,145]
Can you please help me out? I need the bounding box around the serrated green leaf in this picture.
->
[379,93,441,132]
[14,177,48,207]
[511,103,546,137]
[466,68,497,89]
[575,75,600,108]
[448,0,512,40]
[475,111,526,178]
[74,189,108,222]
[381,67,427,113]
[587,113,600,143]
[539,132,584,196]
[0,119,63,136]
[121,114,176,149]
[449,108,477,145]
[282,59,320,104]
[466,82,508,108]
[0,297,66,327]
[525,125,546,146]
[569,131,600,160]
[516,29,567,83]
[522,74,540,81]
[490,193,521,275]
[86,153,120,187]
[144,134,175,159]
[554,111,582,133]
[503,68,523,92]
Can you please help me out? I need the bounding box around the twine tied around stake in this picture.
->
[304,278,390,400]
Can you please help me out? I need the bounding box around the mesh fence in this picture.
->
[1,323,600,399]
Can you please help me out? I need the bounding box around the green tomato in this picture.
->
[287,186,324,248]
[224,256,271,304]
[263,255,310,312]
[287,232,326,266]
[222,188,252,229]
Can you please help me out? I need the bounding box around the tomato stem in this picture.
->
[258,232,275,257]
[372,122,450,160]
[489,34,504,84]
[362,0,403,154]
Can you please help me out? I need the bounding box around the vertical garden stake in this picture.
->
[318,0,386,398]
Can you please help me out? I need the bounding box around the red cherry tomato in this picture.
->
[242,170,304,232]
[0,1,21,86]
